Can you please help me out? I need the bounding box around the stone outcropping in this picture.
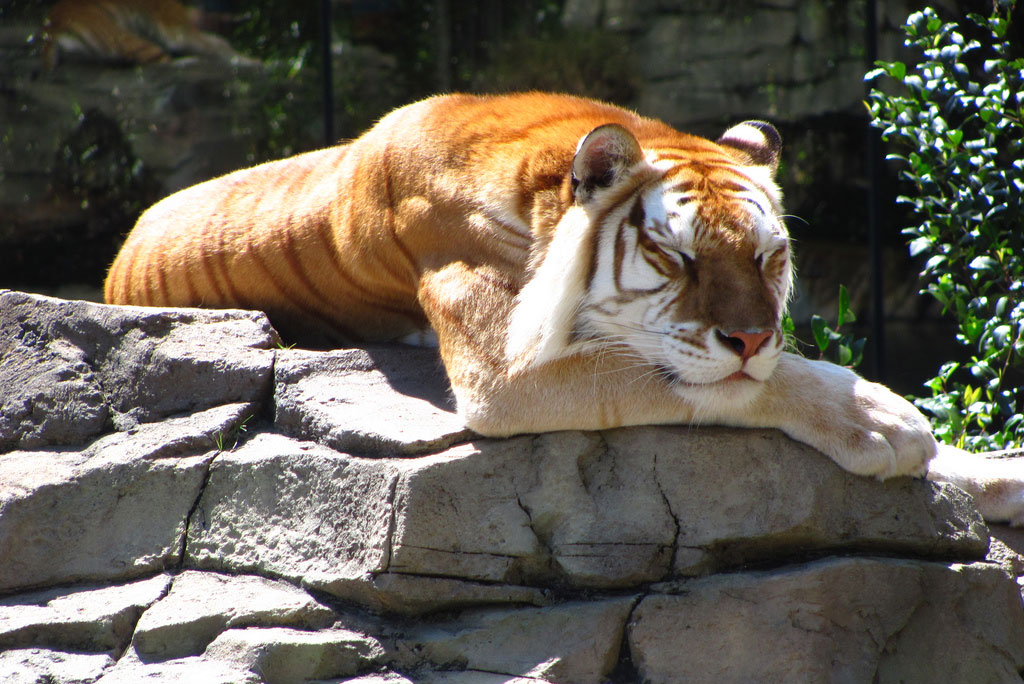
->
[3,289,1024,683]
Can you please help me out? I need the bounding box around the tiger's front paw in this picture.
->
[765,357,937,480]
[813,375,936,479]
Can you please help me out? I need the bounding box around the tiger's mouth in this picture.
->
[657,365,760,388]
[723,370,753,382]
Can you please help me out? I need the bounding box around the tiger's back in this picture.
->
[106,92,725,345]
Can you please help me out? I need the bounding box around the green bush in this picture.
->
[866,4,1023,450]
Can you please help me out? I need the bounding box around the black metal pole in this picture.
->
[865,0,886,381]
[320,0,334,145]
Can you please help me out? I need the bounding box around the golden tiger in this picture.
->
[105,92,1024,524]
[41,0,256,70]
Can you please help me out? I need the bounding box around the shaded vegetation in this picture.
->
[868,3,1024,449]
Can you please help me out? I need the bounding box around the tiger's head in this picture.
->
[507,120,792,409]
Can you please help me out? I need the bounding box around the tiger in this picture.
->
[104,91,1024,524]
[41,0,257,71]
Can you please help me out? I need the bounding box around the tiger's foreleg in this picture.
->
[714,353,937,480]
[420,262,933,478]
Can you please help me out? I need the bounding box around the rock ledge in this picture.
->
[2,290,1023,684]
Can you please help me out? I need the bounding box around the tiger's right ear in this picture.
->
[571,124,644,204]
[716,121,782,177]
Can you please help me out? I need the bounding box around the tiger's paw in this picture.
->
[775,366,937,480]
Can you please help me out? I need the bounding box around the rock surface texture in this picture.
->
[2,289,1024,683]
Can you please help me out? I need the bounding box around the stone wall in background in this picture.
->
[563,0,946,126]
[3,289,1024,683]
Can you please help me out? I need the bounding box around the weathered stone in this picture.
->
[629,558,1024,684]
[632,426,990,574]
[391,428,987,588]
[0,403,249,593]
[94,649,260,684]
[132,571,337,661]
[390,433,676,587]
[185,432,399,589]
[989,524,1024,579]
[328,573,549,617]
[1,290,1021,682]
[341,672,544,683]
[640,9,798,76]
[388,441,552,586]
[186,421,990,604]
[0,290,275,450]
[273,347,472,456]
[0,575,171,653]
[517,431,677,585]
[203,627,385,684]
[0,648,114,684]
[392,597,636,683]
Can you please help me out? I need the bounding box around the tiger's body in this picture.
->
[42,0,255,70]
[106,92,1024,523]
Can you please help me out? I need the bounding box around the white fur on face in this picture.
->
[580,178,791,405]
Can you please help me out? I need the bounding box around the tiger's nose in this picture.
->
[718,329,773,361]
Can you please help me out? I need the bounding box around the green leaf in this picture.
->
[969,255,999,271]
[837,285,851,327]
[811,315,830,353]
[839,344,853,366]
[908,236,933,257]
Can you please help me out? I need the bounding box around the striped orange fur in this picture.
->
[105,92,1024,519]
[107,93,776,345]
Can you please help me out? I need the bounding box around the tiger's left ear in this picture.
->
[717,121,782,177]
[572,124,644,204]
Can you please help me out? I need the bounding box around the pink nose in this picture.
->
[720,329,773,361]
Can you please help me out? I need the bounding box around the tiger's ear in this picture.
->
[572,124,644,203]
[717,121,782,176]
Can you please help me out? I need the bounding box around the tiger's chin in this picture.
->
[666,368,768,410]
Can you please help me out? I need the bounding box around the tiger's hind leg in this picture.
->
[927,445,1024,526]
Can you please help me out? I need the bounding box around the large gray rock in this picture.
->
[95,650,260,684]
[186,425,987,606]
[274,348,472,456]
[0,403,250,593]
[390,429,987,587]
[203,627,385,684]
[0,575,171,653]
[390,598,636,682]
[131,571,337,661]
[0,649,114,684]
[629,558,1024,684]
[185,432,399,589]
[1,290,1022,682]
[0,290,275,450]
